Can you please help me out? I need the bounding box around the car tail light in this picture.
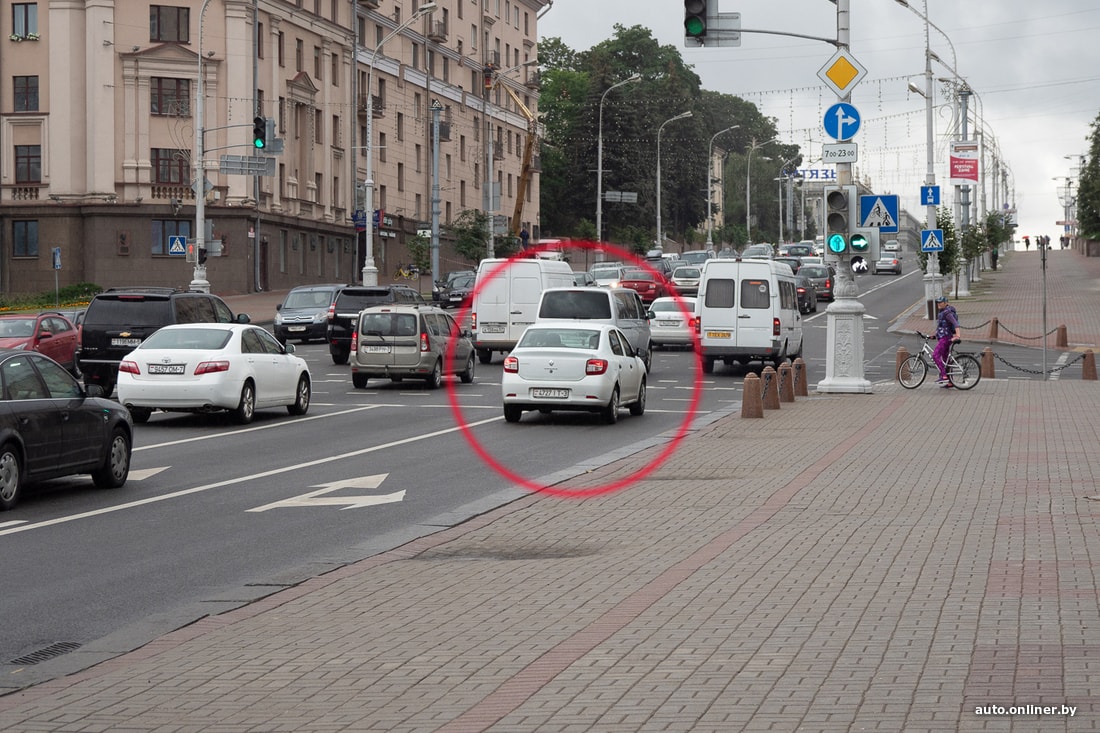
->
[118,360,140,375]
[351,331,359,350]
[585,358,609,375]
[327,303,336,321]
[471,311,478,330]
[825,279,831,288]
[694,316,700,334]
[797,286,807,294]
[689,316,697,330]
[773,318,781,337]
[503,355,519,373]
[420,330,430,352]
[195,360,230,375]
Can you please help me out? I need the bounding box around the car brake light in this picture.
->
[420,331,430,352]
[825,279,831,288]
[327,303,336,321]
[503,355,519,373]
[586,358,609,375]
[118,360,140,374]
[773,317,781,337]
[797,287,806,294]
[195,360,230,375]
[471,312,478,329]
[351,331,359,350]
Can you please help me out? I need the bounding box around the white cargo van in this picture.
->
[472,257,575,363]
[695,259,803,373]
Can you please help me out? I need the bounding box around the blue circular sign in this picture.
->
[823,102,861,141]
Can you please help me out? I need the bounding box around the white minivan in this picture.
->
[471,257,576,363]
[695,259,803,373]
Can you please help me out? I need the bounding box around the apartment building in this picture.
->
[0,0,546,296]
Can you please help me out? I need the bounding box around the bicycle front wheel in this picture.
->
[948,354,981,390]
[898,355,928,389]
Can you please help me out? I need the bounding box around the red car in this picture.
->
[617,268,671,305]
[0,312,80,375]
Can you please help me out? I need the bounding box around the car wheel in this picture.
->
[503,405,522,423]
[641,343,653,372]
[702,356,715,374]
[287,375,311,415]
[331,349,349,366]
[459,353,476,384]
[629,378,647,416]
[0,444,22,511]
[425,360,443,389]
[601,386,620,425]
[129,407,152,424]
[477,348,493,365]
[92,427,131,489]
[232,381,256,425]
[352,373,368,389]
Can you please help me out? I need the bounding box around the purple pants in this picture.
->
[933,338,951,380]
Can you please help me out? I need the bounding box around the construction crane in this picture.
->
[491,78,538,241]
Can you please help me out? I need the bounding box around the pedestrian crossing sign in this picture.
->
[168,235,187,256]
[859,195,899,234]
[921,229,944,253]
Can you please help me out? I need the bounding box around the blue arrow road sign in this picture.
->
[920,185,941,206]
[823,102,861,141]
[921,229,944,253]
[168,235,187,256]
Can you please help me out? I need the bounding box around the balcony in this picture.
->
[437,121,451,141]
[427,21,447,43]
[358,0,380,8]
[524,71,540,89]
[358,94,384,118]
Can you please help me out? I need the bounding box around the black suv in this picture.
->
[326,285,425,364]
[77,287,250,396]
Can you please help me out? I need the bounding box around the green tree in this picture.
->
[450,209,490,263]
[1076,112,1100,239]
[919,206,959,276]
[406,234,431,275]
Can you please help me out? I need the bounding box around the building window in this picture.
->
[314,46,322,80]
[13,76,38,112]
[397,113,404,142]
[397,163,404,192]
[151,219,191,256]
[257,22,264,58]
[151,148,188,184]
[460,180,466,207]
[149,5,189,43]
[460,135,466,162]
[151,77,190,116]
[331,52,338,85]
[314,108,323,144]
[415,144,422,173]
[12,3,38,38]
[278,32,285,66]
[295,39,304,72]
[12,220,38,258]
[415,194,422,219]
[379,133,387,163]
[332,114,341,148]
[14,145,40,183]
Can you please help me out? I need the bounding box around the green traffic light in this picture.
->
[827,233,847,254]
[850,233,868,251]
[254,138,266,149]
[685,17,706,37]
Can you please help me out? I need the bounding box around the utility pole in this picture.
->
[430,100,442,278]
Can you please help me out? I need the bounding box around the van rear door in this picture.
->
[735,275,775,350]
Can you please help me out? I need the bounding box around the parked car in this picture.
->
[795,275,818,314]
[437,272,477,309]
[0,312,80,376]
[273,283,344,345]
[0,350,132,511]
[117,323,311,425]
[501,323,647,425]
[798,264,836,301]
[669,265,702,296]
[327,285,425,365]
[873,246,903,275]
[77,287,250,397]
[773,257,803,274]
[648,297,696,349]
[432,270,476,304]
[351,304,475,389]
[618,268,670,305]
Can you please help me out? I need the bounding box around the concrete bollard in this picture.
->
[792,357,809,397]
[761,366,781,410]
[741,373,764,418]
[981,347,995,379]
[895,346,910,384]
[778,362,795,403]
[1083,350,1097,381]
[989,317,999,341]
[1056,325,1068,349]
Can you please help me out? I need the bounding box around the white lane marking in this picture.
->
[127,467,171,481]
[0,415,501,538]
[0,520,27,529]
[248,474,404,512]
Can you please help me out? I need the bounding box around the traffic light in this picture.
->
[824,184,857,255]
[684,1,708,39]
[252,116,267,149]
[198,246,208,265]
[849,228,879,274]
[185,242,197,263]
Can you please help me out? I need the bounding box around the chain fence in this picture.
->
[990,350,1089,377]
[996,323,1061,340]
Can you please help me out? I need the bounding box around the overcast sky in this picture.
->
[538,0,1100,244]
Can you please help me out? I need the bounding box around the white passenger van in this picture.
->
[695,259,803,373]
[471,257,575,363]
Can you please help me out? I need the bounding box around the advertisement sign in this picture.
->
[949,140,980,186]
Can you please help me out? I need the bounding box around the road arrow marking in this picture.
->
[128,467,170,481]
[247,473,404,512]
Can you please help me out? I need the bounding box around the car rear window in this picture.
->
[800,266,828,278]
[622,270,656,281]
[539,290,614,319]
[674,267,700,278]
[741,279,771,309]
[359,312,419,337]
[141,327,233,350]
[519,328,601,349]
[338,289,397,310]
[85,297,173,327]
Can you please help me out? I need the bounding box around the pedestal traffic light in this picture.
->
[824,184,857,255]
[252,116,267,149]
[185,242,197,263]
[198,246,208,265]
[684,0,709,42]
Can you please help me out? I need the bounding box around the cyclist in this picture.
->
[933,295,960,387]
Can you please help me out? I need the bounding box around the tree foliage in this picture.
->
[450,209,490,263]
[1077,112,1100,239]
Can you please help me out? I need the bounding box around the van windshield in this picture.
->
[538,290,613,319]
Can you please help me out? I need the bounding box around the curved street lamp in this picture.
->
[656,111,693,249]
[745,137,777,244]
[706,125,739,247]
[596,74,641,246]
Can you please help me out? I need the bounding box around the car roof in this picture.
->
[524,321,615,332]
[155,323,250,332]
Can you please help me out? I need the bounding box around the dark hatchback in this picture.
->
[274,283,344,344]
[0,350,132,511]
[326,285,425,364]
[437,273,477,309]
[798,264,837,301]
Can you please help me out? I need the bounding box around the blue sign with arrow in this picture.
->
[823,102,861,141]
[921,229,944,253]
[920,185,941,207]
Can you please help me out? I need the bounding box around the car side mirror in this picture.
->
[276,303,282,311]
[85,384,106,399]
[236,313,251,324]
[284,342,296,354]
[646,310,654,319]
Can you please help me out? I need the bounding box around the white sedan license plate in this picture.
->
[147,364,185,375]
[480,324,505,334]
[706,331,731,339]
[659,320,679,327]
[532,388,569,399]
[364,345,391,353]
[112,338,141,347]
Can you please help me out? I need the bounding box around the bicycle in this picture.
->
[897,331,981,390]
[393,264,420,282]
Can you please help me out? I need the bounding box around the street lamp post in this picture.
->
[745,137,776,244]
[706,125,739,248]
[362,2,437,286]
[191,0,215,293]
[656,111,692,249]
[596,74,641,248]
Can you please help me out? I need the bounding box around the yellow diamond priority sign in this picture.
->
[817,50,867,98]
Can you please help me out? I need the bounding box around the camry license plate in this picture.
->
[147,364,185,375]
[111,338,141,347]
[364,345,391,353]
[532,388,569,399]
[706,331,731,339]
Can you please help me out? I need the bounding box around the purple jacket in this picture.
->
[935,305,959,340]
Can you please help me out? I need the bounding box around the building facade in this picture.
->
[0,0,546,296]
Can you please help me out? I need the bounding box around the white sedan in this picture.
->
[501,323,646,424]
[648,296,696,349]
[116,324,311,424]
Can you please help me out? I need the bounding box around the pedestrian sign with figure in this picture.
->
[859,195,899,234]
[921,229,944,253]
